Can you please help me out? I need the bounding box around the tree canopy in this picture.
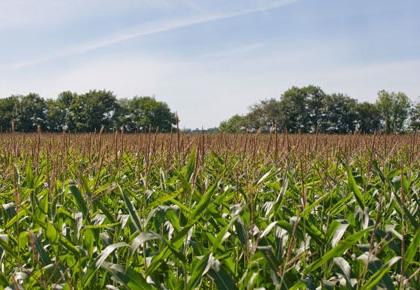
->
[1,86,417,133]
[219,86,418,133]
[119,96,176,132]
[0,90,177,133]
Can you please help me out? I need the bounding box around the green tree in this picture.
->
[305,86,327,131]
[0,96,19,132]
[247,98,282,131]
[64,90,119,132]
[279,87,308,133]
[376,90,411,133]
[409,102,420,131]
[279,85,326,133]
[46,98,69,132]
[55,91,78,132]
[84,90,119,132]
[320,94,358,133]
[16,93,47,132]
[121,96,176,132]
[0,91,179,133]
[219,114,250,133]
[355,102,381,133]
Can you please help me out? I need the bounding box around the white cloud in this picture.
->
[2,45,419,128]
[8,0,298,69]
[1,0,418,128]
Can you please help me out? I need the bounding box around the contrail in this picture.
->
[11,0,298,69]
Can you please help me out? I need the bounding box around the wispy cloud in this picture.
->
[11,0,298,69]
[2,46,419,128]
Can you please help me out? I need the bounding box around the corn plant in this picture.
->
[0,133,418,289]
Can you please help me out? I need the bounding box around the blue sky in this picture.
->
[0,0,419,128]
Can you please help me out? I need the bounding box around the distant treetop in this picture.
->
[219,86,418,134]
[0,90,177,133]
[1,86,418,133]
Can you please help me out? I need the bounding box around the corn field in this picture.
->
[0,133,419,289]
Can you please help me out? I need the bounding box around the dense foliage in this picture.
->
[0,133,418,289]
[0,91,176,133]
[1,86,418,134]
[220,86,418,133]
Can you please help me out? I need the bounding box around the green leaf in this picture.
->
[392,192,418,229]
[0,234,18,259]
[404,228,420,271]
[301,189,333,218]
[101,262,154,290]
[289,280,307,290]
[362,257,401,290]
[256,169,273,185]
[69,182,89,218]
[4,208,27,229]
[258,245,281,275]
[188,254,210,289]
[208,265,237,290]
[235,219,247,246]
[96,242,129,268]
[212,217,237,251]
[131,232,161,251]
[305,229,369,273]
[32,233,52,266]
[347,168,365,210]
[119,185,142,232]
[18,231,29,251]
[190,180,219,220]
[46,223,58,243]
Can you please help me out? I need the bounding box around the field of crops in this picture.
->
[0,133,418,289]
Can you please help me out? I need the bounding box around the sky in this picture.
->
[0,0,419,128]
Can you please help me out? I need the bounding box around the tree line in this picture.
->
[0,90,177,133]
[1,86,418,133]
[220,86,419,133]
